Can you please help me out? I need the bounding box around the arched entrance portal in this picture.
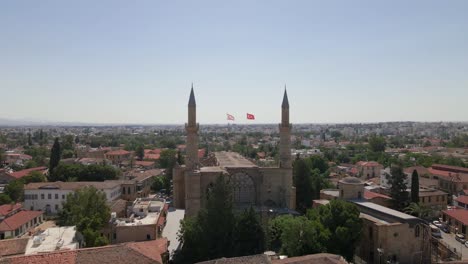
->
[230,172,255,206]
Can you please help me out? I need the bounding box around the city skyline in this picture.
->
[1,0,467,124]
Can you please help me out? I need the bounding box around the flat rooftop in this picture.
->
[352,200,419,223]
[214,151,256,168]
[25,226,79,255]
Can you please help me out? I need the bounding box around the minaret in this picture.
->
[279,87,292,169]
[186,84,199,170]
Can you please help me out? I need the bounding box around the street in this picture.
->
[440,231,468,259]
[162,207,185,258]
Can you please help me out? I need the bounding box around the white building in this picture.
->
[24,181,122,214]
[25,226,81,255]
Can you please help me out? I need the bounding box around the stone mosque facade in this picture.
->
[173,87,296,217]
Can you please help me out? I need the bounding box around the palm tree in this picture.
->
[404,202,431,219]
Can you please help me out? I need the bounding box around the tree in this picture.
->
[4,180,24,202]
[279,216,329,257]
[27,133,33,146]
[411,169,419,203]
[0,193,12,205]
[306,155,329,174]
[405,202,431,219]
[176,174,235,262]
[293,159,313,213]
[49,137,61,173]
[58,186,110,247]
[369,135,386,152]
[387,164,409,209]
[136,144,145,161]
[159,149,177,169]
[233,207,265,256]
[23,171,47,183]
[307,199,363,261]
[151,176,167,193]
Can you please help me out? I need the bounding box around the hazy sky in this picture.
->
[1,1,467,124]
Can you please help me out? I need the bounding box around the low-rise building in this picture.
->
[356,161,383,179]
[339,177,428,264]
[25,226,82,255]
[0,203,22,221]
[419,188,448,212]
[442,208,468,236]
[0,211,43,239]
[105,150,131,165]
[124,169,161,198]
[24,181,122,214]
[104,198,167,244]
[455,196,468,210]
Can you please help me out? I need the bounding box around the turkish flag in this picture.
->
[247,113,255,120]
[227,114,235,121]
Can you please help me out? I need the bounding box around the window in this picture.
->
[422,197,425,203]
[48,193,51,199]
[415,225,420,237]
[442,195,445,201]
[55,194,58,199]
[369,227,373,239]
[436,196,439,202]
[358,191,362,199]
[113,233,116,239]
[62,195,65,199]
[30,206,34,210]
[41,194,45,199]
[128,187,131,194]
[428,197,431,202]
[146,234,151,240]
[122,187,126,195]
[55,204,59,211]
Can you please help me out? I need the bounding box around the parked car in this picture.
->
[440,225,450,233]
[433,221,443,228]
[430,224,442,239]
[456,234,466,243]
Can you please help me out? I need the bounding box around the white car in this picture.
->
[433,221,443,228]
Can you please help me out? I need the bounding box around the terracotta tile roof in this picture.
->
[0,238,28,257]
[127,238,168,263]
[24,181,122,191]
[3,250,77,264]
[197,254,271,264]
[145,154,160,160]
[105,150,130,156]
[443,209,468,226]
[125,169,163,182]
[432,164,468,174]
[134,160,155,167]
[0,239,168,264]
[428,168,468,182]
[0,210,43,232]
[456,196,468,205]
[364,190,391,200]
[0,203,22,217]
[356,161,381,167]
[272,253,348,264]
[9,167,47,179]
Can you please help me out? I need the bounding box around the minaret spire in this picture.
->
[188,84,196,107]
[279,87,292,169]
[186,85,199,169]
[282,86,289,109]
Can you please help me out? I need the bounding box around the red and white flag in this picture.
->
[246,113,255,120]
[227,113,235,121]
